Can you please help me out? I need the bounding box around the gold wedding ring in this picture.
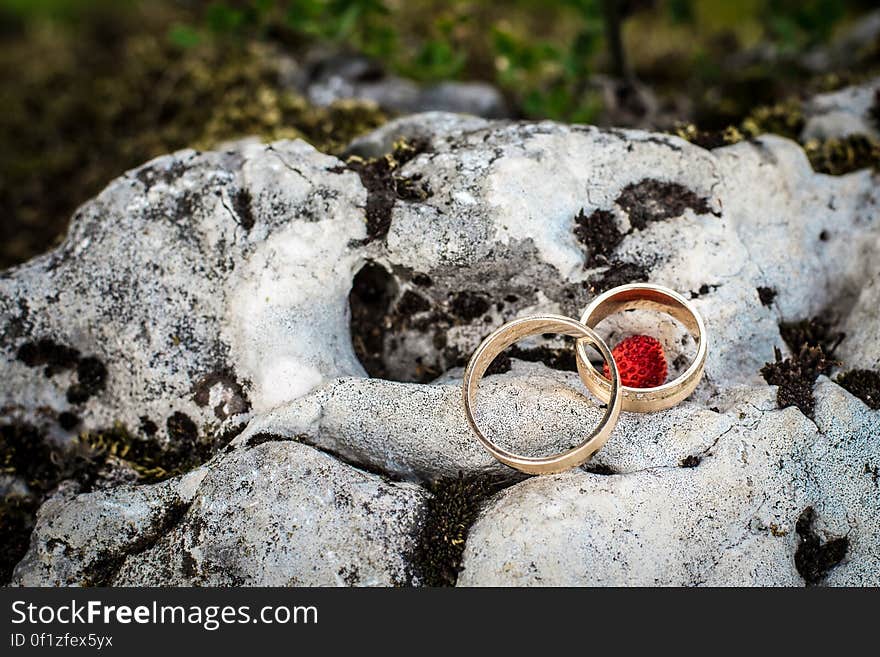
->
[574,283,707,413]
[462,314,622,475]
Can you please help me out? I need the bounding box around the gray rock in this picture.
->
[301,53,509,119]
[801,80,879,140]
[13,441,426,587]
[1,139,368,448]
[6,80,880,587]
[235,360,732,482]
[458,380,880,586]
[11,472,205,586]
[837,248,880,371]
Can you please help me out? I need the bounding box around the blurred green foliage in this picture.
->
[1,0,879,267]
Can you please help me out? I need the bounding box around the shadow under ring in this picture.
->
[462,314,622,475]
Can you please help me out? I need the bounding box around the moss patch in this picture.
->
[449,291,490,321]
[803,134,880,175]
[761,313,844,418]
[676,96,880,176]
[672,123,745,150]
[870,89,880,131]
[79,418,234,484]
[794,506,849,586]
[573,208,623,266]
[410,474,504,587]
[757,286,777,307]
[0,421,99,583]
[741,99,805,141]
[584,260,650,294]
[339,138,431,243]
[507,345,577,372]
[616,179,715,229]
[16,338,80,376]
[0,496,38,584]
[761,346,834,419]
[16,337,108,405]
[779,316,844,354]
[836,369,880,410]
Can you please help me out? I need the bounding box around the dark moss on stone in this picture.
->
[166,412,198,444]
[680,454,702,468]
[245,432,298,449]
[395,173,432,201]
[0,421,104,584]
[139,417,158,436]
[342,138,431,243]
[396,290,432,318]
[779,316,844,355]
[449,291,490,320]
[870,89,880,131]
[57,411,80,431]
[690,283,718,298]
[616,179,715,230]
[836,369,880,409]
[761,346,834,419]
[0,496,38,584]
[794,506,849,586]
[757,286,777,306]
[64,355,108,405]
[80,418,231,485]
[411,272,433,288]
[232,188,255,230]
[583,463,617,475]
[16,338,80,377]
[673,123,745,149]
[741,99,805,141]
[192,369,250,420]
[2,423,66,494]
[410,474,505,587]
[573,208,623,266]
[585,260,650,294]
[76,357,107,396]
[804,134,880,175]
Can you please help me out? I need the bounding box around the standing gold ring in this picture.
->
[462,314,622,475]
[574,283,707,413]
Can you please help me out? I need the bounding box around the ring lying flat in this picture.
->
[462,314,622,475]
[574,283,707,413]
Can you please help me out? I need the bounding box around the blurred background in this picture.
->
[2,0,879,269]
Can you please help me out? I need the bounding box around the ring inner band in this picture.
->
[575,284,707,412]
[463,314,622,475]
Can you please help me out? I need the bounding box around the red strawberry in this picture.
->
[602,334,668,388]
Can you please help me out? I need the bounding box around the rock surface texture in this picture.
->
[5,79,880,587]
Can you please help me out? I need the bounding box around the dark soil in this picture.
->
[410,474,509,586]
[761,346,834,419]
[341,138,431,243]
[794,506,849,586]
[836,369,880,409]
[573,208,624,266]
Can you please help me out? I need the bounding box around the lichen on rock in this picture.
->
[5,79,880,587]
